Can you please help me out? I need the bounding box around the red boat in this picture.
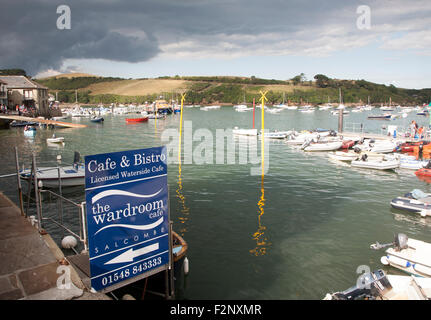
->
[125,117,148,123]
[400,141,429,153]
[415,168,431,177]
[341,140,355,149]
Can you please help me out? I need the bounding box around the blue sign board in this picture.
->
[85,146,170,292]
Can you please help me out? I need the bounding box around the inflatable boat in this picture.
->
[390,189,431,217]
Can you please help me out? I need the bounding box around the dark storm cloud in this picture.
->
[2,0,424,75]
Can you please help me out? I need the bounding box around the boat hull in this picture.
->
[125,117,148,123]
[351,159,399,170]
[20,165,85,187]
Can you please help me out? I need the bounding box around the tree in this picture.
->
[314,74,330,88]
[291,73,306,85]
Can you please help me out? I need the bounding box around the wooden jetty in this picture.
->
[0,115,86,128]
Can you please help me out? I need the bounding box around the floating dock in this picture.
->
[0,115,87,128]
[0,192,108,300]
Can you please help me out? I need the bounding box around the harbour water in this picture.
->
[1,107,431,299]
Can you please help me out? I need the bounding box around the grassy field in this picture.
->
[87,79,189,95]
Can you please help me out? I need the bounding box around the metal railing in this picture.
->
[3,147,89,253]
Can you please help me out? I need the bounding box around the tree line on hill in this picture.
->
[0,67,421,105]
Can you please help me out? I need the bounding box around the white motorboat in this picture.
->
[20,164,85,187]
[371,234,431,278]
[285,106,298,110]
[259,131,288,139]
[302,140,343,152]
[232,128,258,136]
[324,269,431,300]
[266,108,282,114]
[331,110,349,115]
[234,105,253,112]
[351,156,399,170]
[200,105,221,111]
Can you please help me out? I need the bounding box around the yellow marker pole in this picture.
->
[178,93,186,164]
[259,91,268,176]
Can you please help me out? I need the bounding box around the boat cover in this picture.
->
[411,189,428,200]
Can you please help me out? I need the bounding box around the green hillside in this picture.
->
[31,73,431,105]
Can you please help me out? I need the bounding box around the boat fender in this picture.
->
[61,235,78,249]
[183,257,189,275]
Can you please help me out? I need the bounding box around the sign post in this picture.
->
[84,146,171,293]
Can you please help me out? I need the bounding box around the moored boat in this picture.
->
[46,135,65,143]
[20,164,85,187]
[232,128,258,136]
[324,269,431,300]
[372,234,431,278]
[302,140,343,152]
[125,117,149,123]
[390,189,431,217]
[351,155,399,170]
[90,116,104,123]
[23,126,36,137]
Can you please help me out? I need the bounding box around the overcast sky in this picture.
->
[1,0,430,89]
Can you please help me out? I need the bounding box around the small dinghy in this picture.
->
[90,116,104,123]
[399,157,429,170]
[126,116,149,123]
[390,189,431,217]
[328,151,359,161]
[259,131,288,139]
[351,154,399,170]
[23,126,36,137]
[324,269,431,300]
[232,127,258,136]
[415,167,431,178]
[371,234,431,277]
[302,140,343,151]
[46,134,65,143]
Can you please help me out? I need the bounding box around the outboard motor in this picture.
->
[394,233,408,251]
[327,269,390,300]
[73,151,81,170]
[354,147,361,153]
[361,154,368,161]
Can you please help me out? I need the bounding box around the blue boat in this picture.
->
[90,116,104,123]
[23,127,36,137]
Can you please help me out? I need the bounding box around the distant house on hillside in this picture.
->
[0,75,49,115]
[0,79,7,106]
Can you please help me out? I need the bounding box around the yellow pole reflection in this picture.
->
[176,93,189,236]
[250,91,270,256]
